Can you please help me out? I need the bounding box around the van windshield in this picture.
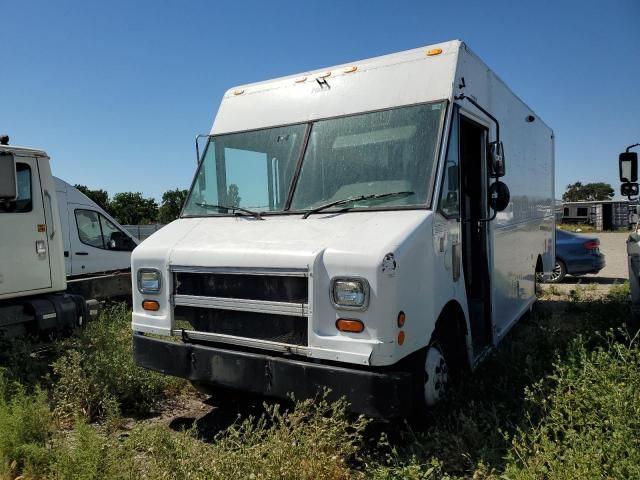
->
[182,102,445,217]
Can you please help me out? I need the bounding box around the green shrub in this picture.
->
[607,281,631,303]
[500,332,640,479]
[1,287,639,480]
[123,395,368,480]
[0,335,54,390]
[16,394,368,480]
[0,370,53,478]
[47,419,131,480]
[52,303,185,422]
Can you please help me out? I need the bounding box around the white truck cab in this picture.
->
[0,141,136,337]
[132,40,555,417]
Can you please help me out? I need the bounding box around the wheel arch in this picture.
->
[535,254,544,274]
[431,300,471,371]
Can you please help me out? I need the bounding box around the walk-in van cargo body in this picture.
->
[132,40,555,417]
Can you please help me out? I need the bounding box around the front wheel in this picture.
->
[421,342,450,407]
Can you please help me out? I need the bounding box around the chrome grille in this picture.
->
[171,267,309,348]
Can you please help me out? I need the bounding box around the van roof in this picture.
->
[211,40,463,135]
[225,40,463,95]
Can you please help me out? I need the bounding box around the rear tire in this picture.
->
[547,260,567,283]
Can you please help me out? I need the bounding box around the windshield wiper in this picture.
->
[196,202,264,220]
[301,191,415,219]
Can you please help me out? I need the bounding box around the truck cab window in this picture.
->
[182,125,306,216]
[439,114,460,217]
[75,209,135,251]
[290,103,444,211]
[75,210,104,248]
[0,163,32,213]
[100,215,136,251]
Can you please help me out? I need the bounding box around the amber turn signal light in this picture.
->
[336,318,364,333]
[397,311,406,327]
[142,300,160,311]
[397,331,406,345]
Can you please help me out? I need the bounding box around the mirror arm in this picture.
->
[478,178,499,223]
[454,93,500,144]
[626,143,640,153]
[478,209,498,223]
[456,93,503,222]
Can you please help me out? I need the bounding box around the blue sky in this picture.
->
[2,0,638,201]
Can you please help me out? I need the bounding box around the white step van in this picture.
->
[132,40,555,417]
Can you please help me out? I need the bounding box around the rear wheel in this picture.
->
[547,260,566,283]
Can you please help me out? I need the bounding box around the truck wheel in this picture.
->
[421,341,450,407]
[547,260,566,283]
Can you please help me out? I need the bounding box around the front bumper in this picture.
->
[133,333,413,418]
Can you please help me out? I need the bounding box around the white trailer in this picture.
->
[0,142,137,337]
[132,40,555,417]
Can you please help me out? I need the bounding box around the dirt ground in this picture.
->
[555,231,630,293]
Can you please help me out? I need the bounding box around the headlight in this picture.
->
[331,277,370,310]
[137,269,162,294]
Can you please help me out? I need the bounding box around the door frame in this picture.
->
[457,111,493,354]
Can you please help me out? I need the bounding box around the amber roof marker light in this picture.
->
[427,48,443,56]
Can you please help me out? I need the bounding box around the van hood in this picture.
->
[137,211,432,270]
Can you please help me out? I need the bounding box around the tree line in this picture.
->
[562,182,614,202]
[74,185,188,225]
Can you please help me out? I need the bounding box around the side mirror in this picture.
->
[489,180,510,212]
[0,152,17,200]
[619,152,638,182]
[489,141,506,178]
[447,165,459,191]
[621,182,639,197]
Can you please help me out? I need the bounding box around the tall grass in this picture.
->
[52,303,185,422]
[0,372,53,479]
[0,286,638,479]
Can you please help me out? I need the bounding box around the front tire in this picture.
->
[420,342,450,408]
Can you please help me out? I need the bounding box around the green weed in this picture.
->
[0,288,638,480]
[500,332,640,479]
[52,303,185,422]
[0,371,53,479]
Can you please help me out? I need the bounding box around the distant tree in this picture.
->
[109,192,158,225]
[562,182,614,202]
[158,189,188,223]
[74,184,111,213]
[227,184,241,207]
